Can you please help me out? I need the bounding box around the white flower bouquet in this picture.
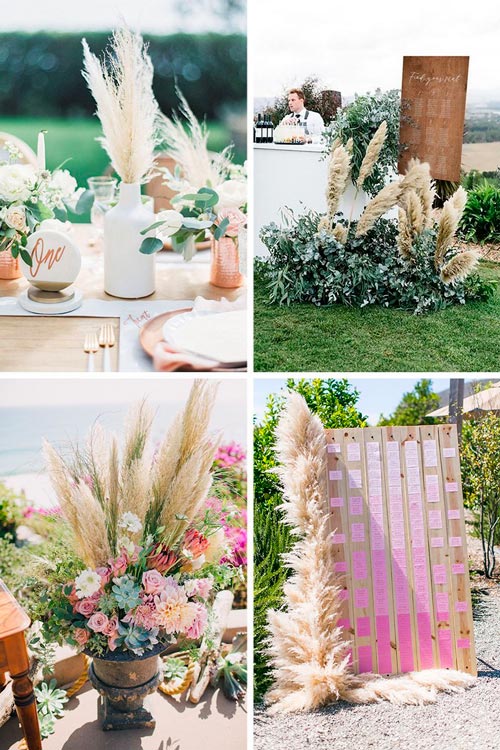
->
[0,141,93,267]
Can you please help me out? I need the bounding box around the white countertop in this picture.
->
[253,142,325,153]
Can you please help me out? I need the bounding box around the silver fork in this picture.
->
[99,323,116,372]
[84,332,99,372]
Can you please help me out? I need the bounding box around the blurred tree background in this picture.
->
[0,30,246,190]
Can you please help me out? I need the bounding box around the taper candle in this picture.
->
[37,131,46,171]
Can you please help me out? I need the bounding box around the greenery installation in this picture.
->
[254,379,366,700]
[260,121,494,316]
[459,181,500,244]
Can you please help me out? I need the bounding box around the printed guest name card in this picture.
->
[20,229,81,291]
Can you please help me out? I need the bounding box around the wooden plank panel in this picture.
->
[382,426,419,673]
[419,425,456,669]
[325,429,355,665]
[363,428,398,675]
[437,425,477,676]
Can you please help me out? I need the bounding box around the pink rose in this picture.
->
[96,566,112,585]
[142,569,167,596]
[110,552,128,577]
[87,612,109,633]
[216,207,246,238]
[74,597,98,617]
[74,628,90,646]
[104,615,118,636]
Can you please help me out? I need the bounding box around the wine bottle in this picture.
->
[267,115,275,144]
[255,113,263,144]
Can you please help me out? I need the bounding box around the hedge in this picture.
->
[0,32,246,119]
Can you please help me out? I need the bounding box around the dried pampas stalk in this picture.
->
[82,28,161,183]
[440,249,480,284]
[397,208,413,260]
[265,393,475,713]
[400,190,424,236]
[332,223,348,244]
[450,186,468,222]
[355,181,402,236]
[357,121,387,190]
[326,143,351,220]
[148,380,219,545]
[161,88,233,192]
[435,199,460,268]
[317,216,332,234]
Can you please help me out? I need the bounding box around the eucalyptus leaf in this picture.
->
[139,237,164,255]
[181,218,213,230]
[72,189,94,215]
[214,217,230,240]
[53,205,68,222]
[20,248,33,266]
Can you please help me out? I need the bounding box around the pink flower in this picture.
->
[103,615,118,636]
[96,566,112,585]
[109,552,128,577]
[184,602,208,640]
[142,569,168,596]
[216,207,246,238]
[73,628,90,646]
[74,597,98,617]
[183,529,209,558]
[154,580,192,634]
[184,578,213,600]
[87,612,109,633]
[126,603,158,630]
[108,632,120,652]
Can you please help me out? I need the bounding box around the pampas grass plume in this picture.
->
[326,143,351,220]
[355,181,402,236]
[435,199,460,268]
[440,249,479,284]
[357,120,387,190]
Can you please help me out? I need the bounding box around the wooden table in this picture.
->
[0,225,243,303]
[0,581,41,750]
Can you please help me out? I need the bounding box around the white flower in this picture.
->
[118,511,142,534]
[154,209,184,240]
[75,569,101,599]
[39,219,72,233]
[49,169,78,200]
[117,536,136,556]
[0,164,36,203]
[214,179,247,210]
[3,205,26,232]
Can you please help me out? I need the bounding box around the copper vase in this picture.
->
[209,236,244,289]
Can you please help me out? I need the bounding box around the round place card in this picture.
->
[19,229,81,292]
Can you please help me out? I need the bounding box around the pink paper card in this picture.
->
[455,601,468,612]
[445,481,459,493]
[423,440,438,467]
[332,533,346,544]
[448,509,460,520]
[348,469,362,489]
[397,613,414,673]
[347,443,361,462]
[425,474,440,502]
[417,611,434,669]
[349,496,363,515]
[334,561,348,573]
[355,588,369,608]
[457,638,471,649]
[438,629,453,668]
[357,645,373,673]
[351,523,365,543]
[435,592,449,613]
[433,564,447,585]
[376,615,393,674]
[327,443,341,453]
[329,470,342,481]
[330,496,344,507]
[428,510,442,529]
[431,537,444,548]
[443,447,456,458]
[452,563,465,574]
[352,550,367,581]
[356,616,371,637]
[450,536,463,547]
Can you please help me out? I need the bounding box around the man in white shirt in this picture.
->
[280,88,325,139]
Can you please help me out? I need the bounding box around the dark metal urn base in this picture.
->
[87,647,163,731]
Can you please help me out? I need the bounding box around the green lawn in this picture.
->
[254,262,500,372]
[0,116,234,221]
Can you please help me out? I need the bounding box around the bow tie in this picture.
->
[294,113,301,119]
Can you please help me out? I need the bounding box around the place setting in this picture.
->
[0,26,247,373]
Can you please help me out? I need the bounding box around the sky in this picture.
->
[253,377,453,426]
[252,0,500,100]
[0,0,244,33]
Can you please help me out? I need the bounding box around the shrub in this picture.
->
[323,89,402,196]
[0,481,22,539]
[262,75,340,126]
[459,182,500,243]
[259,211,492,314]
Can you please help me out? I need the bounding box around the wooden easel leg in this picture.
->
[5,633,42,750]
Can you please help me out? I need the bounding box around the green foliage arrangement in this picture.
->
[0,481,22,539]
[459,182,500,243]
[378,379,441,426]
[461,411,500,578]
[323,89,402,196]
[253,379,366,700]
[0,32,246,120]
[259,212,492,315]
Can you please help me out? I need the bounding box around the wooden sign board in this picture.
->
[398,56,469,181]
[325,424,476,677]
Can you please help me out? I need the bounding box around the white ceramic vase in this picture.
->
[104,182,155,299]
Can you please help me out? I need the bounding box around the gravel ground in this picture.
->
[254,586,500,750]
